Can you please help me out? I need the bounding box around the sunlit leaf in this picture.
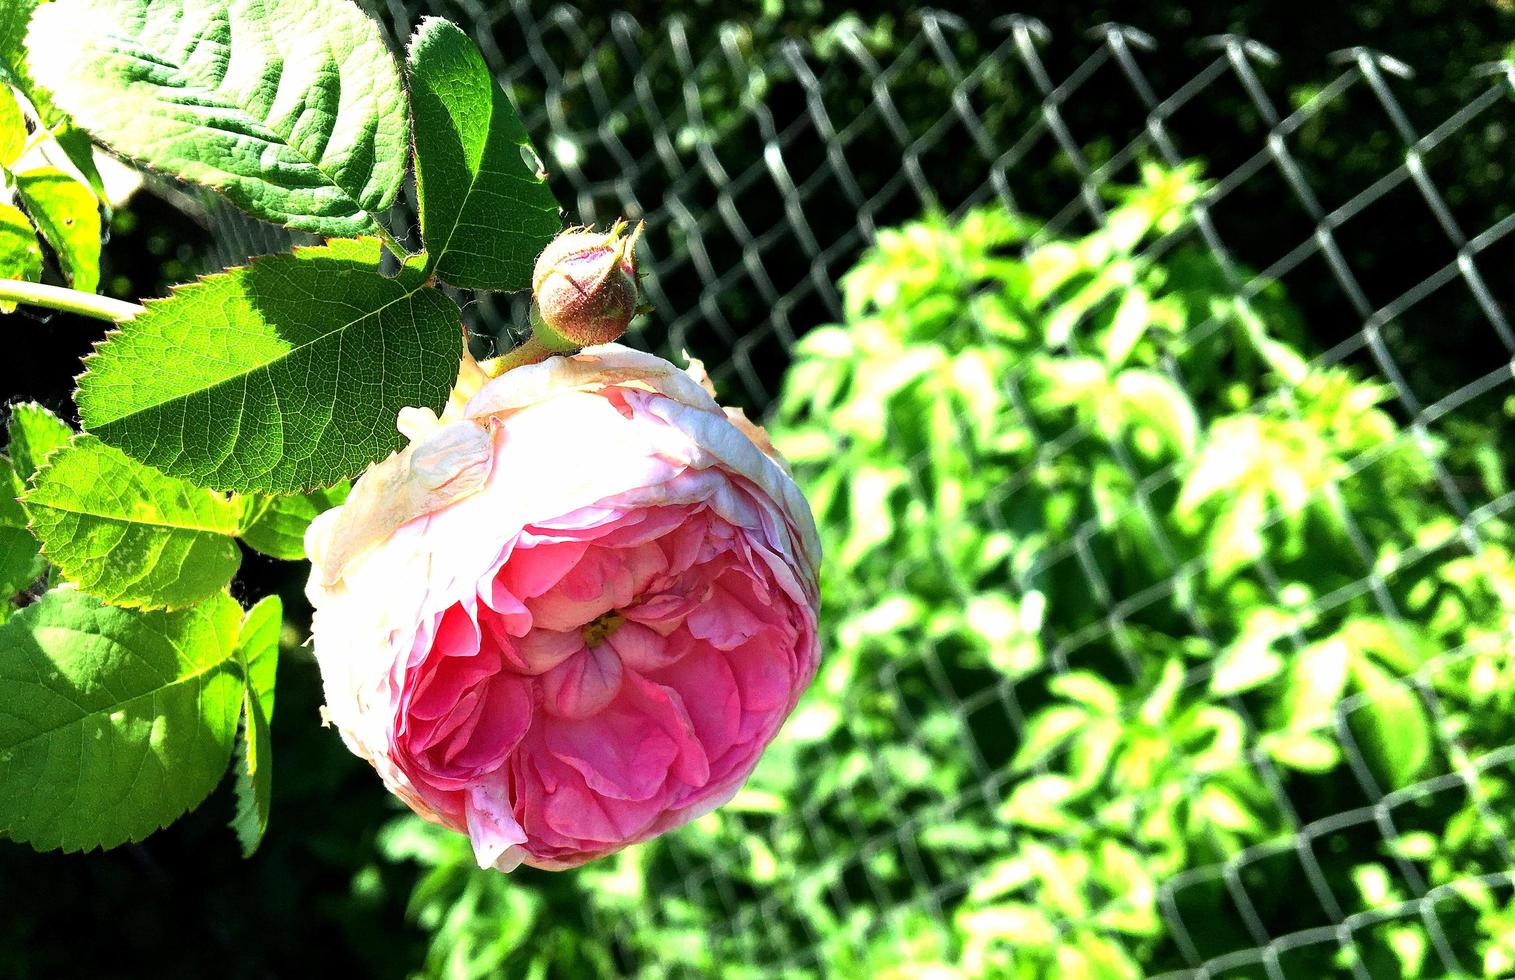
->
[0,588,243,851]
[22,435,243,609]
[230,594,281,857]
[0,0,60,124]
[1349,657,1432,790]
[76,237,462,493]
[0,201,41,312]
[28,0,409,235]
[407,17,560,290]
[6,401,72,480]
[14,166,101,292]
[0,455,43,600]
[238,481,350,561]
[0,86,24,165]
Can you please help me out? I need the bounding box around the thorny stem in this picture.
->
[0,278,143,322]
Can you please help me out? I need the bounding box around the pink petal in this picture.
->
[535,763,662,844]
[500,540,589,599]
[607,621,692,672]
[542,696,679,801]
[686,576,769,650]
[649,645,742,764]
[633,674,710,788]
[408,611,495,722]
[411,685,485,753]
[540,642,624,718]
[446,673,534,770]
[433,603,480,659]
[658,510,713,573]
[727,635,794,715]
[515,628,584,675]
[464,780,528,871]
[591,505,693,548]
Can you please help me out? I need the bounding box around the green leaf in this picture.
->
[998,774,1080,832]
[1112,369,1199,458]
[0,455,43,599]
[76,237,463,493]
[407,17,560,290]
[26,0,409,236]
[1047,672,1120,715]
[7,401,73,480]
[0,0,60,125]
[21,435,243,609]
[1210,632,1285,696]
[1012,705,1087,773]
[231,594,280,857]
[0,201,41,312]
[14,166,100,293]
[1101,287,1150,367]
[53,124,107,201]
[1349,657,1433,789]
[0,86,25,166]
[0,588,244,852]
[1263,730,1341,773]
[238,481,350,561]
[1281,637,1350,730]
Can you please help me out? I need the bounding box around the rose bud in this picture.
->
[530,220,644,351]
[304,345,821,871]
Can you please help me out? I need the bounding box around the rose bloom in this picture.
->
[305,345,821,871]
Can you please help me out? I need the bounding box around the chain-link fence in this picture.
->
[192,4,1515,976]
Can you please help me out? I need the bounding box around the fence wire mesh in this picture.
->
[194,4,1515,976]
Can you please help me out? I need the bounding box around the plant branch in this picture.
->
[0,279,143,322]
[478,335,559,378]
[372,221,410,262]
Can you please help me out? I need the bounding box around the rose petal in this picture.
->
[540,642,624,718]
[608,621,692,672]
[465,780,528,871]
[500,540,589,599]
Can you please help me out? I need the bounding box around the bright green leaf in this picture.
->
[27,0,409,235]
[1113,369,1199,458]
[1282,636,1350,730]
[407,17,561,290]
[0,0,60,125]
[7,401,72,480]
[1263,729,1341,773]
[22,435,243,609]
[1210,622,1287,696]
[76,237,463,493]
[238,481,350,561]
[1048,671,1121,715]
[52,124,107,201]
[998,774,1080,832]
[14,166,100,292]
[1349,657,1433,789]
[0,86,24,166]
[1208,488,1268,581]
[1012,705,1087,773]
[1197,784,1262,834]
[0,455,43,599]
[231,594,280,857]
[0,201,41,312]
[1102,286,1150,367]
[0,588,243,852]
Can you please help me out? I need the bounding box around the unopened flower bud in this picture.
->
[530,220,644,351]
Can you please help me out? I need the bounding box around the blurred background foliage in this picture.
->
[4,1,1515,977]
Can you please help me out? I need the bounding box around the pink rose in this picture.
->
[304,345,821,871]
